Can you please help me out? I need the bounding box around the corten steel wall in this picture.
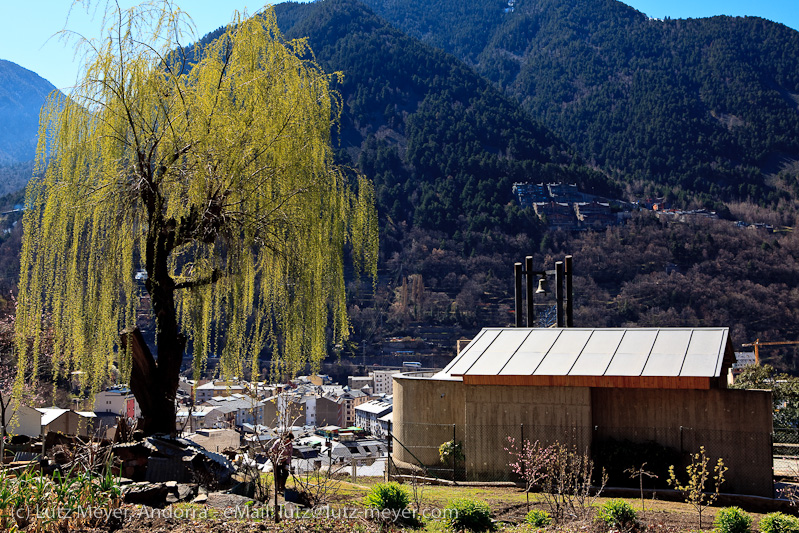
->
[393,374,465,466]
[591,388,773,497]
[464,385,592,479]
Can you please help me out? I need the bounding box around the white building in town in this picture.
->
[93,386,141,418]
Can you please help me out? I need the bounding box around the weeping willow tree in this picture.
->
[15,2,378,435]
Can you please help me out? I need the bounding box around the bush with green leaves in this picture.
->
[364,482,410,512]
[443,498,493,532]
[667,446,727,530]
[525,509,552,528]
[714,507,752,533]
[759,512,799,533]
[597,499,638,530]
[439,440,465,465]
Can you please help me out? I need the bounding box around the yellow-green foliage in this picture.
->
[667,446,727,530]
[0,467,121,531]
[16,1,377,394]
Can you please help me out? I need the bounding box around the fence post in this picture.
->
[520,423,525,484]
[770,429,775,497]
[386,420,392,482]
[453,424,457,483]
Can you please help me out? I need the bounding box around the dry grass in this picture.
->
[66,473,776,532]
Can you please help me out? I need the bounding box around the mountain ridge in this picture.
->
[0,59,58,166]
[358,0,799,207]
[274,0,619,234]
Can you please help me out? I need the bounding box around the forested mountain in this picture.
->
[262,0,799,369]
[358,0,799,208]
[0,2,797,372]
[273,0,618,235]
[0,60,57,165]
[0,60,59,195]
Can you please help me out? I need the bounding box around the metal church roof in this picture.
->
[435,328,734,388]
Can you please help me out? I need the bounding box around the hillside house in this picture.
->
[204,394,265,427]
[11,405,95,437]
[195,381,246,402]
[575,201,615,227]
[548,182,582,203]
[176,406,226,431]
[316,395,341,427]
[392,327,773,496]
[512,183,549,207]
[534,201,578,228]
[339,390,369,428]
[372,370,396,395]
[94,386,141,418]
[355,399,393,436]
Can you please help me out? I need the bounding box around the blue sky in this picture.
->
[622,0,799,30]
[1,1,257,91]
[2,0,798,91]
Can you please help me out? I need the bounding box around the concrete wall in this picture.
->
[464,385,592,479]
[392,374,774,495]
[591,388,773,497]
[393,374,465,465]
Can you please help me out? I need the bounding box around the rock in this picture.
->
[122,482,169,506]
[204,492,254,509]
[227,481,255,498]
[191,493,208,504]
[165,481,178,489]
[177,483,198,501]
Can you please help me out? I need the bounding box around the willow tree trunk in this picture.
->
[119,186,189,436]
[120,327,183,436]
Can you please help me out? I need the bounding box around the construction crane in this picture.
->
[741,339,799,365]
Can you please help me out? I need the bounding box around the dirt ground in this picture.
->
[68,492,771,533]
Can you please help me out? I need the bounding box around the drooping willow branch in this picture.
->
[15,2,378,400]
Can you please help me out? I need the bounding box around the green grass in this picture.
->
[126,475,768,532]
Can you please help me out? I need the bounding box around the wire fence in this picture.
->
[774,427,799,456]
[388,422,775,495]
[773,427,799,480]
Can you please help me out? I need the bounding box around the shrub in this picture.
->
[597,499,638,530]
[714,507,752,533]
[364,482,410,512]
[759,512,799,533]
[667,446,727,529]
[440,440,465,465]
[525,509,552,528]
[443,498,494,532]
[506,436,555,512]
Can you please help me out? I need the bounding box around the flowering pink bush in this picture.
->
[505,436,555,511]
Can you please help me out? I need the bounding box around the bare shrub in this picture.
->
[538,442,607,522]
